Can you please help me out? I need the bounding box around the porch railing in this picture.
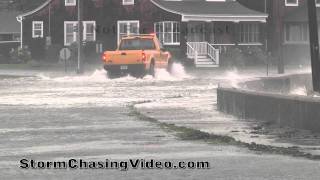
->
[187,42,198,64]
[187,42,219,66]
[207,43,220,65]
[187,42,207,56]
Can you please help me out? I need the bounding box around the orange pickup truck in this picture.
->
[102,34,172,77]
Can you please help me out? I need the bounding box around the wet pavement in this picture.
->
[0,64,319,179]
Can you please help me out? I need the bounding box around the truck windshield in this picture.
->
[119,38,156,50]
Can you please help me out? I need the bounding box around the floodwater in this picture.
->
[0,64,319,179]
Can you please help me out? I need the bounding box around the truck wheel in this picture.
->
[149,60,155,77]
[167,59,173,73]
[107,71,113,78]
[107,71,118,78]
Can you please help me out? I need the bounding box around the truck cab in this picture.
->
[102,34,172,77]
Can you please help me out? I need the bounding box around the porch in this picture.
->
[185,21,265,68]
[151,0,268,67]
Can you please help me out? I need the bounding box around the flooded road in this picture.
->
[0,64,319,179]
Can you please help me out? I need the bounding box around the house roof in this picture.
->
[151,0,268,22]
[17,0,51,18]
[17,0,267,22]
[0,10,21,34]
[284,4,320,22]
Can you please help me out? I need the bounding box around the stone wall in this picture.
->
[217,74,320,132]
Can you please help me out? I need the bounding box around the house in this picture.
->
[279,0,320,65]
[0,10,21,63]
[239,0,320,65]
[17,0,267,67]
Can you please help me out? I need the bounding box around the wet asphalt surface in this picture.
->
[0,65,319,180]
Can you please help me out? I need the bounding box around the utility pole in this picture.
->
[77,0,83,74]
[276,0,284,74]
[264,0,269,76]
[307,0,320,92]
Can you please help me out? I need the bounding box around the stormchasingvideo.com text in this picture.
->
[20,159,210,171]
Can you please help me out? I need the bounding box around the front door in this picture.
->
[117,20,140,44]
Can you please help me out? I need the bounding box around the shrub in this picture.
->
[239,46,268,65]
[9,46,32,64]
[220,45,268,67]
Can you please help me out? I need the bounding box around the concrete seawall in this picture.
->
[217,74,320,132]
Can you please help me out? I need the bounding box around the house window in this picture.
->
[117,21,139,44]
[316,0,320,6]
[154,21,180,45]
[64,21,77,46]
[64,21,96,46]
[65,0,76,6]
[83,21,96,41]
[285,0,298,6]
[123,0,134,5]
[32,21,43,38]
[238,23,260,44]
[284,23,309,44]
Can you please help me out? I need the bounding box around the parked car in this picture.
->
[102,34,172,77]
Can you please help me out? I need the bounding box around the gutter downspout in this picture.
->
[17,16,23,48]
[265,0,267,13]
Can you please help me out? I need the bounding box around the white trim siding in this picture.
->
[154,21,180,45]
[32,21,43,38]
[17,16,23,48]
[122,0,134,5]
[64,21,96,46]
[182,15,267,23]
[285,0,298,7]
[64,21,77,46]
[83,21,96,42]
[18,0,52,18]
[117,20,140,44]
[238,23,260,44]
[284,23,309,44]
[150,0,268,23]
[65,0,76,6]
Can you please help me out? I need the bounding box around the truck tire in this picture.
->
[167,59,173,73]
[107,70,120,78]
[107,71,115,78]
[149,60,155,77]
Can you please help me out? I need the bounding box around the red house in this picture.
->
[239,0,320,66]
[0,10,21,63]
[276,0,320,65]
[17,0,267,67]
